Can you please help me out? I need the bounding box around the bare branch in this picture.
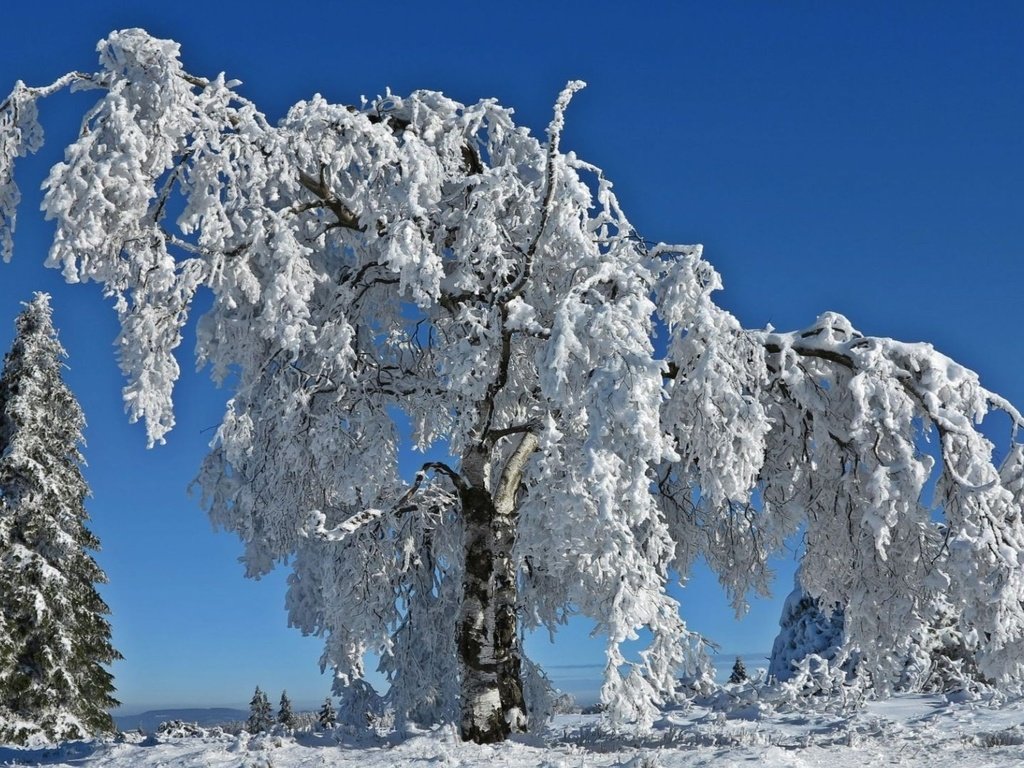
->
[485,422,540,444]
[420,461,466,494]
[762,340,855,369]
[301,461,464,543]
[296,168,365,232]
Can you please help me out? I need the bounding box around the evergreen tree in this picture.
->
[769,578,847,684]
[277,690,295,729]
[336,678,385,729]
[317,697,337,730]
[728,657,748,685]
[772,576,989,694]
[0,294,120,744]
[247,686,272,733]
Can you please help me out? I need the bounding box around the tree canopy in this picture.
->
[2,29,1022,742]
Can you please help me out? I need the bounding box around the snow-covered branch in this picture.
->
[302,461,462,543]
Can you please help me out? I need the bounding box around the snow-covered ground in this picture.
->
[4,693,1024,767]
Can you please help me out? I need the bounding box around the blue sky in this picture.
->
[1,2,1022,712]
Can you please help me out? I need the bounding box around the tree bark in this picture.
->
[456,436,536,743]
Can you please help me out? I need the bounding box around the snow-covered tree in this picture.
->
[317,696,337,730]
[728,657,748,685]
[899,595,991,694]
[3,29,1024,743]
[278,690,296,729]
[771,576,989,694]
[768,578,847,684]
[247,687,273,733]
[336,678,385,730]
[0,294,120,744]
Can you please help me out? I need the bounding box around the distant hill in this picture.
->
[114,708,248,733]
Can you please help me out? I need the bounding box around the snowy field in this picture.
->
[4,694,1024,767]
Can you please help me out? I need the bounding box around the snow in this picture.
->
[4,694,1024,766]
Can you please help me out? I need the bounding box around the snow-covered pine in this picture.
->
[316,696,337,730]
[728,657,748,685]
[770,576,989,694]
[335,679,385,730]
[278,690,296,730]
[0,294,121,744]
[768,578,847,684]
[247,687,273,733]
[3,28,1024,742]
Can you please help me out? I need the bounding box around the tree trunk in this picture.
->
[457,483,525,743]
[456,437,536,743]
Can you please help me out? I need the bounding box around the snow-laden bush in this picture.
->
[897,597,995,695]
[774,654,871,712]
[155,720,224,739]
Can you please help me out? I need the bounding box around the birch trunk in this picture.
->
[456,435,536,743]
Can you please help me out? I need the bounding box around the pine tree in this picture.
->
[317,697,337,730]
[277,690,295,729]
[247,686,272,733]
[772,576,989,694]
[336,678,385,729]
[768,579,847,684]
[0,294,121,744]
[728,657,748,685]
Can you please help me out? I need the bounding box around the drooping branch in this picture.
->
[763,331,1024,436]
[0,73,101,115]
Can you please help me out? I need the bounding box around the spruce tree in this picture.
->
[728,657,748,685]
[247,686,273,732]
[769,579,847,684]
[772,576,988,693]
[0,294,121,744]
[277,690,295,729]
[317,697,337,730]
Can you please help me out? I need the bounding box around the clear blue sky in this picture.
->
[1,1,1021,713]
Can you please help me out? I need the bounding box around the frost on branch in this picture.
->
[666,300,1024,689]
[5,27,1024,738]
[0,83,44,262]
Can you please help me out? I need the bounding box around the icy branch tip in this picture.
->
[547,81,587,145]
